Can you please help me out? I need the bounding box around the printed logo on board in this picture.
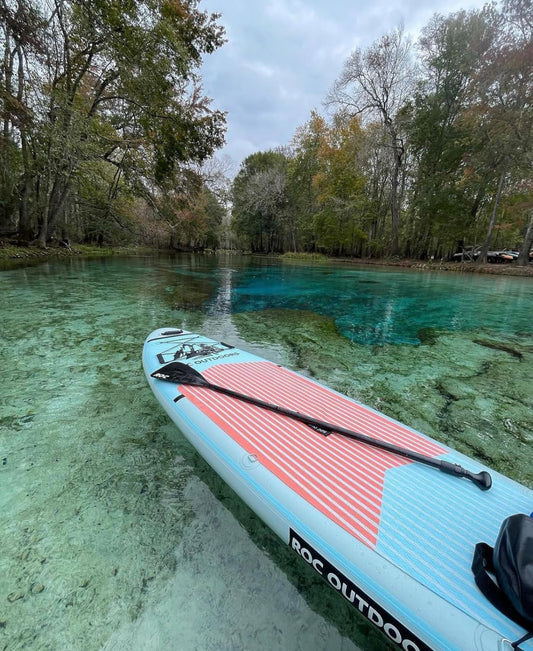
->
[156,335,233,364]
[289,530,432,651]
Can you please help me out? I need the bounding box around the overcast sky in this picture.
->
[200,0,488,173]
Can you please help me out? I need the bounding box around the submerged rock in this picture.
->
[417,327,441,346]
[7,592,24,603]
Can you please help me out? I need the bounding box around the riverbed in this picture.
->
[1,254,531,650]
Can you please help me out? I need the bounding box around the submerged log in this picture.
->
[473,338,523,360]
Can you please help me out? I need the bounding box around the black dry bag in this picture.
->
[472,513,533,648]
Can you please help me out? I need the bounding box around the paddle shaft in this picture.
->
[197,381,492,491]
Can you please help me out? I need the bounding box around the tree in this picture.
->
[329,26,413,254]
[517,209,533,264]
[231,150,289,253]
[227,3,531,264]
[0,0,227,245]
[0,0,44,239]
[312,113,368,256]
[405,8,498,258]
[357,122,392,256]
[482,0,533,265]
[445,2,530,264]
[286,111,326,251]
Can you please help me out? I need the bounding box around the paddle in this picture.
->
[151,361,492,491]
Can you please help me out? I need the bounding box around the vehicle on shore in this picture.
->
[451,247,532,263]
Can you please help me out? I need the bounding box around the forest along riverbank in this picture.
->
[1,244,533,277]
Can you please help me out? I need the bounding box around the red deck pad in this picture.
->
[181,361,446,547]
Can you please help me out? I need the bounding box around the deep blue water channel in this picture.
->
[1,254,532,650]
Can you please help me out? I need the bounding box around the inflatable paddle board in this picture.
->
[143,328,533,651]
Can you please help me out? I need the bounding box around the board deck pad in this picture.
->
[143,329,533,650]
[181,360,446,548]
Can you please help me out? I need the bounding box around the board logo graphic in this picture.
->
[156,336,233,364]
[289,530,431,651]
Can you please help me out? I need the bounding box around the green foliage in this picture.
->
[231,150,289,252]
[0,0,226,246]
[0,137,22,231]
[404,9,500,257]
[3,0,529,259]
[281,252,328,262]
[231,2,532,262]
[286,112,326,251]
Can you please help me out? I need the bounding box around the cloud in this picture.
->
[200,0,488,171]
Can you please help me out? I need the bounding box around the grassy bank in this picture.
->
[335,255,533,277]
[0,243,157,270]
[278,251,533,276]
[1,242,532,276]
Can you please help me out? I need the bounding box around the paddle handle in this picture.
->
[438,461,492,491]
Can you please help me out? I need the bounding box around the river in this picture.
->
[1,254,532,650]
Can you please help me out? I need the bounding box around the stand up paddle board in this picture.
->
[143,328,532,651]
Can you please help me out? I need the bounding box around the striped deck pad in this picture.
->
[180,359,533,641]
[179,360,446,549]
[377,462,532,642]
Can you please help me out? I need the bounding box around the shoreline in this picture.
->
[1,243,532,277]
[0,243,155,270]
[333,255,533,277]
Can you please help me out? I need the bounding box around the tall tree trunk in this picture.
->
[37,176,70,246]
[3,27,13,140]
[17,47,33,241]
[38,176,61,247]
[48,183,70,239]
[477,165,506,264]
[390,165,400,255]
[389,135,404,255]
[18,135,33,241]
[517,209,533,266]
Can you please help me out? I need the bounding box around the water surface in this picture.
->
[1,254,531,650]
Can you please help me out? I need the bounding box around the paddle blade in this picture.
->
[151,362,208,386]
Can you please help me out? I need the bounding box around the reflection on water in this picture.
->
[0,254,532,651]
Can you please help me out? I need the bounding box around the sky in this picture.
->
[199,0,488,173]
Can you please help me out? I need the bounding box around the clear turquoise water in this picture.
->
[228,264,532,345]
[1,254,532,651]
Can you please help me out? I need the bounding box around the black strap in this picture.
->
[512,632,533,649]
[472,543,532,647]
